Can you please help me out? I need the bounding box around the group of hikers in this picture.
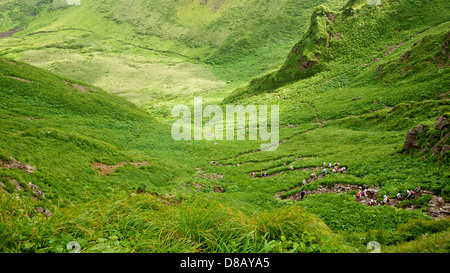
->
[398,186,421,200]
[298,162,347,201]
[356,185,422,206]
[355,184,385,206]
[257,160,425,206]
[249,161,350,201]
[321,162,347,175]
[251,171,267,177]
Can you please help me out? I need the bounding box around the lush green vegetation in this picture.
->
[0,0,350,110]
[0,0,449,253]
[0,0,51,32]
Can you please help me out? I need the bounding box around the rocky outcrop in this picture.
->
[404,128,419,151]
[435,116,449,130]
[35,207,53,218]
[404,123,426,151]
[404,115,450,159]
[28,183,45,199]
[0,156,36,174]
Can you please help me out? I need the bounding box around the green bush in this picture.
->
[398,194,433,209]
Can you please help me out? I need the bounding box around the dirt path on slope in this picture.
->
[272,164,450,218]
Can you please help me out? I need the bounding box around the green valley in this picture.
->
[0,0,449,255]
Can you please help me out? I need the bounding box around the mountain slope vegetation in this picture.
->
[225,0,449,104]
[0,58,356,253]
[0,0,348,110]
[0,0,449,253]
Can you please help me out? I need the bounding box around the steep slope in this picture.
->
[1,0,449,254]
[202,0,450,252]
[224,0,449,105]
[0,0,351,111]
[0,57,187,203]
[0,58,352,253]
[13,0,348,63]
[0,0,50,32]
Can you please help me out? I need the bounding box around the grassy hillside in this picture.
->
[17,0,348,63]
[0,58,183,201]
[0,58,356,253]
[224,0,450,103]
[0,0,51,32]
[0,0,349,112]
[216,0,450,251]
[0,0,449,254]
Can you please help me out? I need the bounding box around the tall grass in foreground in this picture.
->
[0,192,352,253]
[2,192,448,253]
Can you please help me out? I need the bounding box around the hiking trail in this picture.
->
[271,164,450,218]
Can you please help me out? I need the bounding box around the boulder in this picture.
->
[28,183,45,198]
[35,207,53,218]
[404,129,419,150]
[431,144,441,155]
[10,179,24,191]
[435,116,449,130]
[416,124,425,134]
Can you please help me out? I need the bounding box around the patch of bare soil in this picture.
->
[63,81,90,93]
[326,13,336,24]
[384,42,407,56]
[92,161,150,176]
[334,32,343,40]
[72,83,89,93]
[213,186,226,193]
[0,27,24,38]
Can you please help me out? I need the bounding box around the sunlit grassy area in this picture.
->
[0,0,449,253]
